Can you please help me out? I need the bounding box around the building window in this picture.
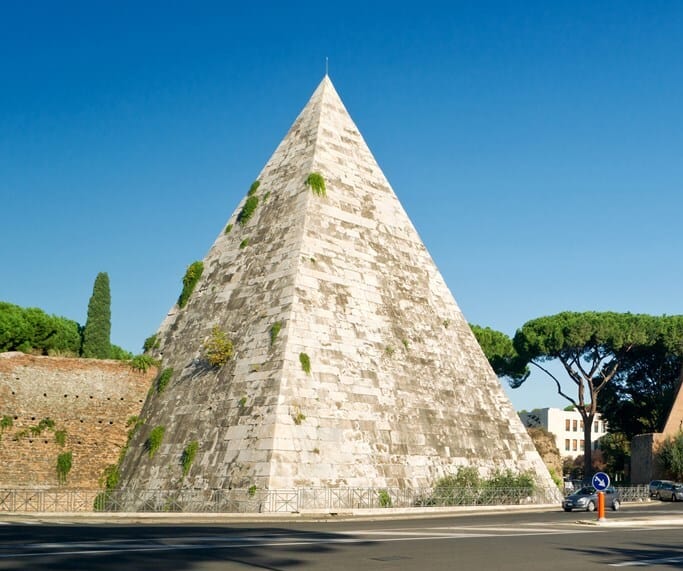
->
[572,439,578,451]
[573,420,578,432]
[580,440,584,451]
[566,419,571,431]
[565,439,570,451]
[580,421,584,430]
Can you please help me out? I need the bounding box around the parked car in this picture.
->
[655,481,683,501]
[649,480,675,499]
[562,486,621,512]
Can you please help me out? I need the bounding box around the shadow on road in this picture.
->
[565,541,683,568]
[0,524,364,570]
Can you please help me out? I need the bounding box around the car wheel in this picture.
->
[587,501,596,512]
[564,507,572,512]
[612,499,620,511]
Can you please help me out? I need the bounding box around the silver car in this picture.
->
[562,486,621,512]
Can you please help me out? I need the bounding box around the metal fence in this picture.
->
[0,485,650,513]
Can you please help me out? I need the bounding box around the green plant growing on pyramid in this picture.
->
[203,326,234,367]
[178,261,204,309]
[305,172,326,197]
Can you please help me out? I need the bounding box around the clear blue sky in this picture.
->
[2,1,682,412]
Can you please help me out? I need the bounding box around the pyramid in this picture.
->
[118,76,557,498]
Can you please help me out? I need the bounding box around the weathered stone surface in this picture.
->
[118,77,558,498]
[0,352,153,488]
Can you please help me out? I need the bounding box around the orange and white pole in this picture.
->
[597,491,606,521]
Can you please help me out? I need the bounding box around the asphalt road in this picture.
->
[2,502,683,570]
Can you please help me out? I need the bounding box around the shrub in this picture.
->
[248,485,257,497]
[203,326,234,367]
[293,409,306,425]
[56,451,73,484]
[54,430,67,447]
[224,223,233,235]
[270,321,282,346]
[1,415,13,430]
[305,172,326,197]
[0,302,81,356]
[156,367,174,393]
[237,195,259,225]
[299,352,311,374]
[378,489,392,508]
[181,441,199,476]
[143,334,159,352]
[110,345,133,360]
[178,261,204,309]
[130,354,159,373]
[248,180,260,196]
[239,238,249,249]
[238,396,247,408]
[146,426,165,458]
[81,272,112,359]
[659,431,683,479]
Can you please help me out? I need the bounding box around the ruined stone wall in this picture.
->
[0,352,154,489]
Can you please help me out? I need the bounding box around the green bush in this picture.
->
[130,354,159,372]
[224,223,233,235]
[0,302,81,355]
[54,430,67,447]
[81,272,112,359]
[299,352,311,375]
[239,238,249,249]
[248,180,260,196]
[248,484,257,497]
[56,451,73,484]
[305,172,326,197]
[181,441,199,476]
[110,345,133,360]
[146,426,165,458]
[203,326,234,367]
[659,431,683,479]
[270,321,282,346]
[156,367,174,393]
[143,334,159,352]
[178,261,204,309]
[237,195,259,225]
[378,489,392,508]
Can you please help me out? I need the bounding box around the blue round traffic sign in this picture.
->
[592,472,610,491]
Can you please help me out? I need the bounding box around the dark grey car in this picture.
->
[562,486,621,512]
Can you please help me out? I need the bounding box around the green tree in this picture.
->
[470,324,526,377]
[659,431,683,480]
[81,272,112,358]
[0,302,80,355]
[474,313,678,481]
[599,333,683,439]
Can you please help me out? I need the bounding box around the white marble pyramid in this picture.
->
[119,76,556,496]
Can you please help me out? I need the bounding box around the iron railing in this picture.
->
[0,485,650,513]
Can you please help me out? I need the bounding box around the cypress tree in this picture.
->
[81,272,112,358]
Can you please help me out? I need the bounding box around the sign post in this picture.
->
[592,472,610,522]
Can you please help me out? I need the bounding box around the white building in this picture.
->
[518,408,607,458]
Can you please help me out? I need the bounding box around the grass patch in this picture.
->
[146,426,165,458]
[239,238,249,249]
[155,367,174,393]
[181,441,199,476]
[237,195,259,225]
[130,354,159,373]
[224,223,233,235]
[248,180,260,196]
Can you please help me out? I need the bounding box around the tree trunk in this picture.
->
[582,412,595,483]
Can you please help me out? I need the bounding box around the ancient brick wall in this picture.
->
[0,352,154,489]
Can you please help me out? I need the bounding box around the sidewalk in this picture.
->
[2,501,673,525]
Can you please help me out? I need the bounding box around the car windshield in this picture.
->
[577,487,596,495]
